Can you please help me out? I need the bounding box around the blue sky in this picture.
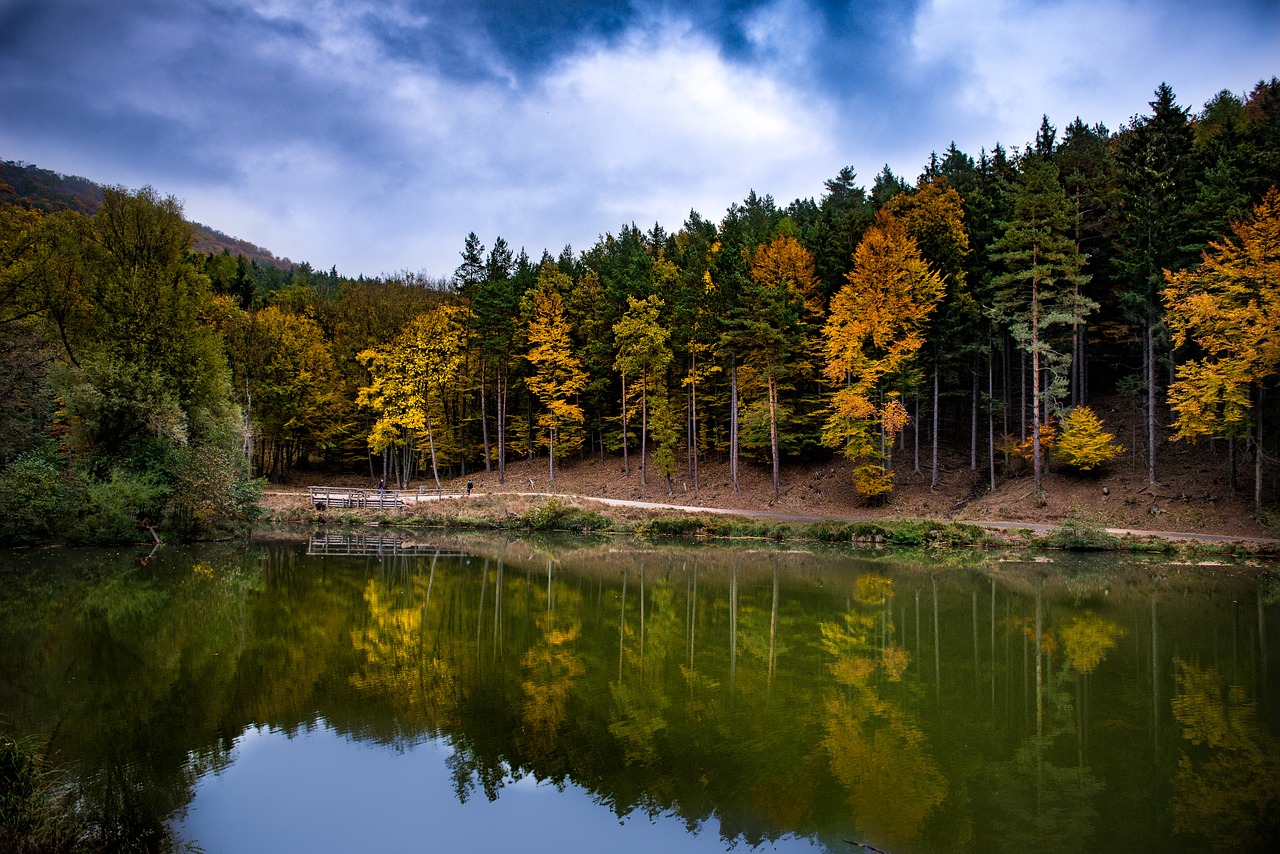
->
[1,0,1277,278]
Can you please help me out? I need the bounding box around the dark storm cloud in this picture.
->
[0,0,1275,275]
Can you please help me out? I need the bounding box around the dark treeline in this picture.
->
[2,80,1279,542]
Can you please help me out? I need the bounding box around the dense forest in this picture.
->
[1,80,1279,542]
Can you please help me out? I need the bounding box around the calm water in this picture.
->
[0,532,1276,853]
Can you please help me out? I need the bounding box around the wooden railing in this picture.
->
[308,486,404,509]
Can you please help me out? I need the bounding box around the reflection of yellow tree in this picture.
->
[822,691,948,843]
[349,580,457,732]
[521,608,585,756]
[1171,658,1280,851]
[819,574,945,844]
[1060,612,1124,675]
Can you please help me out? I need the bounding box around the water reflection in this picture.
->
[0,536,1276,852]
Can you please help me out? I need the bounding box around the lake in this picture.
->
[1,532,1276,852]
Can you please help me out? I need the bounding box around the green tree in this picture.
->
[613,294,673,486]
[990,158,1092,496]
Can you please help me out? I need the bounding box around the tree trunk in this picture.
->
[768,377,781,502]
[691,351,700,493]
[497,369,507,484]
[1146,322,1158,484]
[913,392,921,476]
[641,373,648,487]
[930,362,940,489]
[971,363,979,471]
[730,358,740,493]
[479,362,491,472]
[1032,286,1044,496]
[621,374,629,475]
[425,412,441,489]
[988,352,996,492]
[1255,385,1264,520]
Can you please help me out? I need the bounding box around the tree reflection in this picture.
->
[819,574,946,845]
[1170,657,1280,851]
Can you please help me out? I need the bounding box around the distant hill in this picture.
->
[1,159,291,269]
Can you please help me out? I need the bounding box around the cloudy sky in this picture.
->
[2,1,1277,279]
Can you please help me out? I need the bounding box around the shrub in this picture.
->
[520,498,611,532]
[1056,406,1124,472]
[1039,520,1121,551]
[853,463,894,504]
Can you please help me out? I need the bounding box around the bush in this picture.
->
[519,498,612,533]
[1056,406,1124,472]
[1039,520,1121,551]
[0,446,80,543]
[73,468,167,544]
[853,463,894,504]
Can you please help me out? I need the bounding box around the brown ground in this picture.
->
[268,403,1276,542]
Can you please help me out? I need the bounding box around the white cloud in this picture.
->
[180,12,841,276]
[908,0,1280,151]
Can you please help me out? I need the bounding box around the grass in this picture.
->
[1,733,187,853]
[255,493,1277,555]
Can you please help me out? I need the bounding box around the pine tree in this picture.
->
[990,157,1092,496]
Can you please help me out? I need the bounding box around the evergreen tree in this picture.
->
[990,157,1092,496]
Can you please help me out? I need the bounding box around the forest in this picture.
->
[1,79,1278,543]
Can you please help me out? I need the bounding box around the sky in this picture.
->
[1,0,1277,280]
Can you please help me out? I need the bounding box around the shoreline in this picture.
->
[257,489,1280,555]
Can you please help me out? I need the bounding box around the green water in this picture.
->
[1,532,1276,852]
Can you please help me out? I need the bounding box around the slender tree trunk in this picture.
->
[913,392,921,476]
[1255,385,1264,521]
[497,369,507,484]
[425,411,441,488]
[971,363,979,471]
[1020,349,1027,443]
[621,374,629,475]
[988,352,996,492]
[641,373,649,487]
[768,377,781,502]
[549,426,555,482]
[480,363,491,472]
[931,362,940,489]
[1147,322,1157,484]
[730,358,740,493]
[1032,286,1044,495]
[691,350,699,493]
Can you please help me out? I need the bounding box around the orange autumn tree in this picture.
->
[822,212,944,500]
[1165,186,1280,519]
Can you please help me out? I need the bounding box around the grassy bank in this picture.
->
[257,494,1277,556]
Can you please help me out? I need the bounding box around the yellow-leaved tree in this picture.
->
[1054,405,1124,472]
[822,212,944,501]
[525,264,588,482]
[357,303,468,488]
[1165,186,1280,519]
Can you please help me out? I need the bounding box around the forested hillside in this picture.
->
[0,160,290,268]
[2,80,1279,542]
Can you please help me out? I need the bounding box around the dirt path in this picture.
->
[396,490,1280,546]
